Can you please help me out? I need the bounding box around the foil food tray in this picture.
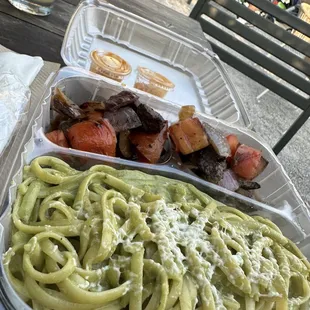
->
[0,117,310,309]
[0,67,310,309]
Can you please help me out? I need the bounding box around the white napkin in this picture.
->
[0,52,43,155]
[0,52,43,87]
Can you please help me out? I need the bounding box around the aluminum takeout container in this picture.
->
[1,121,310,309]
[61,0,250,127]
[0,67,310,309]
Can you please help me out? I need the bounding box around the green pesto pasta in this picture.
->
[3,156,310,310]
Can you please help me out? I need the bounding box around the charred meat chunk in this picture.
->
[195,147,227,184]
[133,99,142,108]
[104,107,142,133]
[135,103,165,133]
[238,180,261,190]
[51,88,86,119]
[105,91,139,111]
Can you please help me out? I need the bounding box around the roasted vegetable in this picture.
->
[226,134,239,157]
[87,111,104,122]
[52,88,86,119]
[106,91,139,111]
[219,169,240,192]
[48,88,266,198]
[80,101,106,112]
[58,119,78,140]
[136,103,165,133]
[119,131,132,159]
[46,130,69,148]
[169,117,209,155]
[232,144,268,180]
[204,123,231,157]
[104,107,142,133]
[129,122,168,164]
[67,119,116,156]
[50,114,68,132]
[178,105,195,121]
[195,147,227,184]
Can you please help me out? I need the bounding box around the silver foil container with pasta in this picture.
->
[0,66,310,309]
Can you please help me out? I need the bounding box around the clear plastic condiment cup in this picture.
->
[134,66,175,98]
[90,50,132,82]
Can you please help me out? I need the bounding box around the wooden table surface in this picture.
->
[0,0,210,64]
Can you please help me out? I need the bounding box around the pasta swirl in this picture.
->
[3,156,310,310]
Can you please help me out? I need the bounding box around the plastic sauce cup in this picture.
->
[90,50,132,82]
[134,67,175,98]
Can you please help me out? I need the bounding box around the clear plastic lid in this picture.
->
[0,73,31,156]
[0,72,32,214]
[61,0,251,127]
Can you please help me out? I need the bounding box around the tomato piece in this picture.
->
[226,134,239,157]
[232,144,268,180]
[169,118,209,155]
[67,119,117,157]
[129,122,168,164]
[45,130,69,148]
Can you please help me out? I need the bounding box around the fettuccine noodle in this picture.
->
[3,156,310,309]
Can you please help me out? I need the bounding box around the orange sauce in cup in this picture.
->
[90,50,132,82]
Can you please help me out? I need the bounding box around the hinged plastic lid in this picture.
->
[60,0,251,127]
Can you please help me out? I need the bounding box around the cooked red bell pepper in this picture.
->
[129,122,168,164]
